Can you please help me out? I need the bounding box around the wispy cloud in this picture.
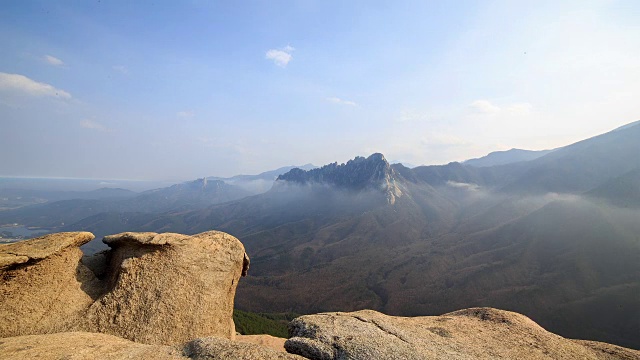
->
[326,97,357,106]
[469,100,501,114]
[0,72,71,99]
[177,110,195,118]
[446,181,480,191]
[469,100,533,117]
[44,55,64,66]
[266,45,294,67]
[80,119,110,132]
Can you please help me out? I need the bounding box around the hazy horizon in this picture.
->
[2,1,639,180]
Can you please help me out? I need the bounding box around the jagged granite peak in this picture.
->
[276,153,402,203]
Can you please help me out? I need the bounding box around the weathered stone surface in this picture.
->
[0,230,249,346]
[0,332,184,360]
[573,340,640,360]
[184,337,306,360]
[82,230,247,345]
[0,232,98,338]
[236,334,288,353]
[0,231,94,268]
[0,253,28,269]
[285,308,640,360]
[102,231,184,246]
[0,332,304,360]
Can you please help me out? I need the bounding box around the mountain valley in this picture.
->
[1,121,639,349]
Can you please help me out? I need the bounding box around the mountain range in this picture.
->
[208,164,316,194]
[463,148,553,167]
[1,121,639,349]
[0,165,315,245]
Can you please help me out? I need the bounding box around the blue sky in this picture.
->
[1,0,639,180]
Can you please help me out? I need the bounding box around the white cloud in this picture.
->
[446,181,481,191]
[266,45,294,67]
[468,100,533,118]
[177,110,195,118]
[469,100,501,114]
[0,72,71,99]
[326,97,357,106]
[44,55,64,66]
[80,119,110,132]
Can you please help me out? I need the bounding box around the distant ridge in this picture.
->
[612,119,640,132]
[208,164,317,194]
[209,164,317,183]
[464,148,553,167]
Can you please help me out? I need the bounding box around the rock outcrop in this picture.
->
[0,232,98,338]
[3,231,640,359]
[0,332,305,360]
[276,153,403,204]
[285,308,640,360]
[83,231,246,344]
[0,231,248,345]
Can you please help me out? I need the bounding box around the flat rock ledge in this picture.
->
[0,231,93,269]
[0,332,305,360]
[284,308,640,360]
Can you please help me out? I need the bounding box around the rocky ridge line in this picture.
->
[276,153,403,203]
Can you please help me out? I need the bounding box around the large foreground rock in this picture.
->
[83,231,248,344]
[0,332,305,360]
[0,232,97,338]
[0,231,249,345]
[285,308,640,360]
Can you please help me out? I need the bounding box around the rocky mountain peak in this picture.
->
[276,153,402,203]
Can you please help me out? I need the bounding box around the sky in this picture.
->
[1,0,639,181]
